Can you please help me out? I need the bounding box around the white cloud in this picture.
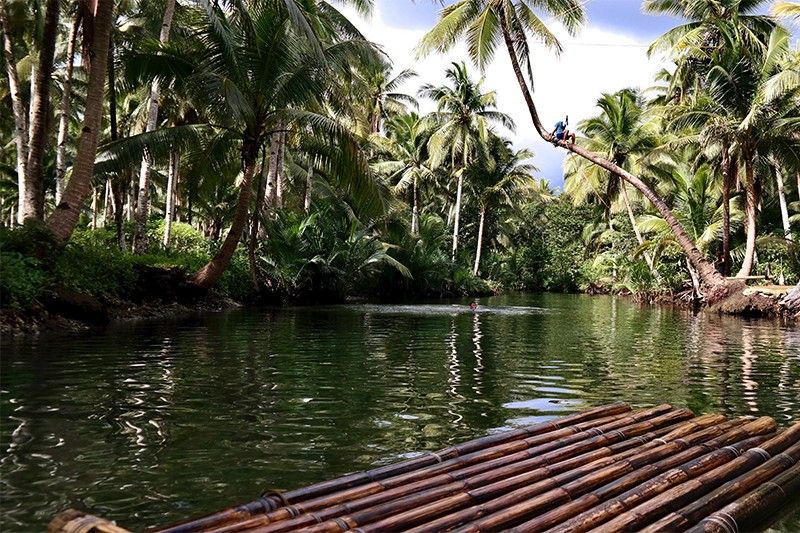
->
[340,4,667,189]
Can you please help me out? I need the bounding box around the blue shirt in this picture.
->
[554,121,566,135]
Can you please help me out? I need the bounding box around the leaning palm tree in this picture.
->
[118,0,383,288]
[419,62,514,262]
[418,0,728,293]
[564,89,661,274]
[468,136,539,275]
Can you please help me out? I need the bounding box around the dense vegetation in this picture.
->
[0,0,798,314]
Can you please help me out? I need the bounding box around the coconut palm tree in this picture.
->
[418,0,728,292]
[419,61,514,262]
[358,59,418,135]
[117,0,383,288]
[468,136,539,275]
[372,112,433,235]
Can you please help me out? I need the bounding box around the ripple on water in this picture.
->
[1,294,799,532]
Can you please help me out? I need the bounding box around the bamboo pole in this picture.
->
[417,417,772,533]
[302,409,693,533]
[585,422,800,532]
[686,462,800,533]
[205,408,672,533]
[152,403,631,533]
[640,438,800,532]
[515,420,777,532]
[237,414,707,533]
[49,509,133,533]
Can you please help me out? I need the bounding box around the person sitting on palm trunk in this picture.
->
[552,116,575,144]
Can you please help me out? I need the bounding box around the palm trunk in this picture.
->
[55,14,81,204]
[162,150,179,247]
[275,124,286,209]
[0,4,29,224]
[473,204,486,276]
[47,0,114,242]
[775,166,793,252]
[621,183,657,275]
[91,186,98,229]
[497,13,725,291]
[102,178,112,226]
[304,165,313,213]
[133,0,177,254]
[721,148,734,276]
[737,151,758,278]
[411,174,419,235]
[24,0,60,221]
[108,33,126,250]
[249,151,270,290]
[451,171,464,262]
[260,130,279,236]
[192,140,260,289]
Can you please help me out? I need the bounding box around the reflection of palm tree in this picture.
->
[472,313,484,395]
[740,326,758,413]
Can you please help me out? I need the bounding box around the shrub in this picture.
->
[0,251,47,307]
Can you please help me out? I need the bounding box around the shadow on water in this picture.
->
[1,293,798,531]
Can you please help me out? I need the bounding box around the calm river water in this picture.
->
[2,294,799,531]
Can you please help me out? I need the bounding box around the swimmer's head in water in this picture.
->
[469,302,478,310]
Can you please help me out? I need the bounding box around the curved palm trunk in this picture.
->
[47,0,114,242]
[498,14,725,290]
[24,0,60,221]
[133,0,177,254]
[192,140,260,289]
[737,152,758,277]
[1,4,28,224]
[473,204,486,276]
[56,14,81,204]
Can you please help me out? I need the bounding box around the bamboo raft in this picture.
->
[50,402,800,533]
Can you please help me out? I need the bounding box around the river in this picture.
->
[1,294,799,531]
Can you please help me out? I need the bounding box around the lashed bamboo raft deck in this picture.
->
[50,402,800,533]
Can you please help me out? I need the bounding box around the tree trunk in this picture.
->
[621,183,657,276]
[91,186,98,229]
[0,4,29,224]
[274,123,286,209]
[55,14,81,204]
[163,150,179,247]
[775,166,793,252]
[497,13,725,291]
[411,174,419,235]
[47,0,114,242]
[192,140,260,289]
[248,151,269,290]
[473,205,486,276]
[737,151,759,277]
[133,0,176,254]
[260,131,279,237]
[686,258,701,303]
[451,171,464,262]
[304,165,313,213]
[24,0,60,221]
[721,148,733,276]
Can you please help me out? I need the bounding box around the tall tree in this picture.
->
[419,62,513,262]
[133,0,177,254]
[55,11,81,204]
[419,0,728,292]
[47,0,115,241]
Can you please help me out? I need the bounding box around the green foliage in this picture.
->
[0,252,47,308]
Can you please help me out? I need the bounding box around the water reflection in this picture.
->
[1,294,798,532]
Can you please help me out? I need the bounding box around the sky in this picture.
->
[337,0,688,190]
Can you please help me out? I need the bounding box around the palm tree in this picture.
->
[121,0,382,289]
[564,89,661,274]
[132,0,177,254]
[47,0,115,241]
[773,0,800,20]
[418,0,728,292]
[359,60,418,134]
[638,163,744,295]
[372,112,433,235]
[468,136,539,275]
[419,62,514,262]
